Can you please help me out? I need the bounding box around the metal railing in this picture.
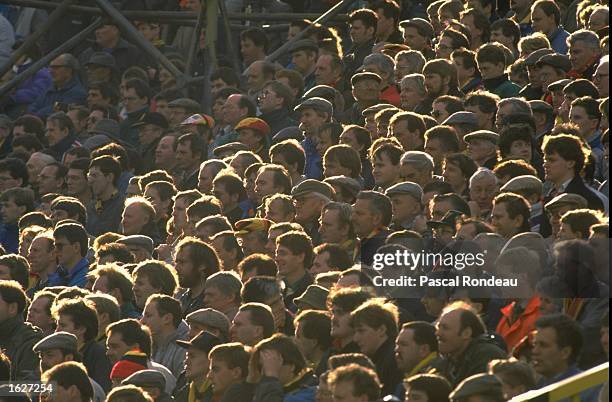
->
[510,362,608,402]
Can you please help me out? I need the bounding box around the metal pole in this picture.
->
[218,0,241,73]
[92,0,188,88]
[264,0,355,63]
[0,18,103,99]
[0,0,75,79]
[185,0,207,76]
[0,0,348,22]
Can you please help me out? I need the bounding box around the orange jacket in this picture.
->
[496,296,541,352]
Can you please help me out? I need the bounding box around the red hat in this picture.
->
[110,350,148,381]
[234,117,271,136]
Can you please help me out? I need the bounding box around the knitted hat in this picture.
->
[110,350,148,382]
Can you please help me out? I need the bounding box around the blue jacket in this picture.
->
[27,76,87,119]
[549,27,570,54]
[0,223,19,253]
[302,136,322,180]
[10,64,53,106]
[48,257,89,288]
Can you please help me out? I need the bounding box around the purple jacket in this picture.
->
[11,63,52,105]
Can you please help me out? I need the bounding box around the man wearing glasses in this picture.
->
[28,54,87,120]
[48,222,89,288]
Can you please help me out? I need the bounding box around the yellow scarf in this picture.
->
[188,379,211,402]
[408,352,439,377]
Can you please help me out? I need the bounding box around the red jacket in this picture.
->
[496,296,541,352]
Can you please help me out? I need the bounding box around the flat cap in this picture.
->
[235,117,271,136]
[362,103,396,116]
[294,97,333,115]
[33,331,78,353]
[272,126,303,144]
[88,118,120,138]
[86,51,116,69]
[235,218,273,236]
[176,331,222,352]
[528,100,554,114]
[385,181,423,201]
[185,308,231,341]
[122,369,166,390]
[181,113,215,128]
[524,48,555,66]
[324,176,362,200]
[547,78,571,92]
[212,141,249,158]
[131,112,169,129]
[463,130,499,144]
[399,18,434,39]
[116,235,154,254]
[450,374,504,401]
[351,72,382,86]
[82,134,112,151]
[294,285,329,310]
[544,192,588,210]
[291,179,335,200]
[536,53,572,72]
[401,151,434,170]
[500,174,543,194]
[443,111,478,126]
[168,98,201,111]
[288,39,318,53]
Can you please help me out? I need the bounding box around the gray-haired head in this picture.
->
[363,53,396,84]
[400,73,426,96]
[567,29,601,52]
[395,50,426,75]
[469,167,498,188]
[498,97,532,116]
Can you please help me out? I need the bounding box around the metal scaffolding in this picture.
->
[0,0,354,111]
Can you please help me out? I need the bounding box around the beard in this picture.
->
[179,268,201,289]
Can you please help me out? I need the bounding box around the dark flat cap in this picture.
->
[272,126,303,144]
[536,53,572,72]
[291,179,335,200]
[544,193,588,210]
[547,78,571,92]
[443,111,478,126]
[528,100,553,114]
[288,39,318,53]
[399,18,434,39]
[501,174,542,194]
[324,176,362,199]
[294,285,329,310]
[351,72,382,86]
[176,331,222,353]
[33,331,78,353]
[122,369,166,390]
[385,181,423,201]
[294,97,333,115]
[86,51,116,69]
[524,48,555,66]
[362,103,396,116]
[450,374,503,401]
[82,134,112,151]
[463,130,499,144]
[88,118,120,138]
[168,98,201,112]
[131,112,169,129]
[213,141,249,157]
[186,308,231,341]
[117,235,154,254]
